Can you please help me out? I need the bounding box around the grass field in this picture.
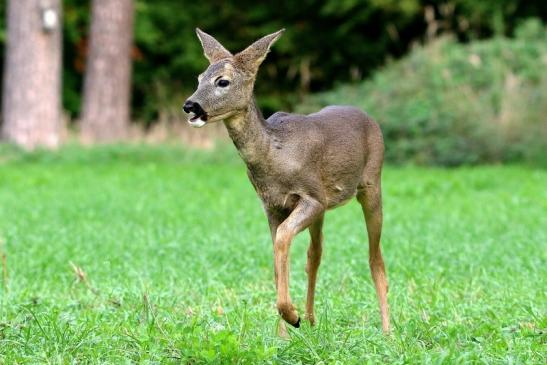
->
[0,144,545,363]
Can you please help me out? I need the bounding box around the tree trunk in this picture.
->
[1,0,62,149]
[80,0,134,143]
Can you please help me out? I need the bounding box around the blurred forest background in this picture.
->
[0,0,545,165]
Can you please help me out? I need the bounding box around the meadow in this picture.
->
[0,145,545,363]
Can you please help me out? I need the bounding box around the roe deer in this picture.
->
[183,28,389,332]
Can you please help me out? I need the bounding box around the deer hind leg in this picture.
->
[274,197,324,327]
[357,172,390,333]
[305,214,324,326]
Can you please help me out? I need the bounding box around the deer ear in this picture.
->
[196,28,232,63]
[234,29,285,75]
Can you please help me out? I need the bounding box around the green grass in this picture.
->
[0,144,545,363]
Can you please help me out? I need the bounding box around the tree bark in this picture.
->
[80,0,134,143]
[1,0,62,149]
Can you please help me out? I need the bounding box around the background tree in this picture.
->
[80,0,134,142]
[1,0,62,149]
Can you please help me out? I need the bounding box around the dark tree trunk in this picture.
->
[1,0,62,149]
[80,0,134,142]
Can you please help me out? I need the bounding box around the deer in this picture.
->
[183,28,389,333]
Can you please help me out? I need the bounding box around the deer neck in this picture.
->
[224,97,270,166]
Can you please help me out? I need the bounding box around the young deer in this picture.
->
[184,29,389,332]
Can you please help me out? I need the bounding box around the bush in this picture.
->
[298,19,547,166]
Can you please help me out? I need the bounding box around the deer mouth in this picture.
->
[187,111,208,128]
[188,110,235,127]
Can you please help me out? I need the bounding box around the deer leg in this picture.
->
[305,214,324,326]
[274,197,324,327]
[266,210,290,336]
[266,211,286,290]
[357,178,390,333]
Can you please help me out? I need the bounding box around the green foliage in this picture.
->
[128,0,425,120]
[453,0,547,37]
[62,1,90,117]
[0,145,545,362]
[300,20,547,166]
[1,1,545,122]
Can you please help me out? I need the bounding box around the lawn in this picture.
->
[0,144,545,363]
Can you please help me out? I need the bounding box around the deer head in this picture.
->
[183,28,284,127]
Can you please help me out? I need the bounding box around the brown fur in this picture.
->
[186,29,390,332]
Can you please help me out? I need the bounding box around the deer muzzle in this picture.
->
[183,100,208,128]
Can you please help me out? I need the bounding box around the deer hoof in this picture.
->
[290,317,301,328]
[277,302,299,325]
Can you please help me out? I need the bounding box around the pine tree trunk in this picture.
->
[80,0,134,143]
[1,0,62,149]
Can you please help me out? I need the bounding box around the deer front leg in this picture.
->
[266,211,286,293]
[305,214,324,326]
[274,197,324,327]
[266,210,289,336]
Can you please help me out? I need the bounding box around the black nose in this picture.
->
[183,100,206,117]
[183,100,195,113]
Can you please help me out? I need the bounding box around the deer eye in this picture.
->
[217,79,230,88]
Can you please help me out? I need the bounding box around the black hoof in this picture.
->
[291,317,301,328]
